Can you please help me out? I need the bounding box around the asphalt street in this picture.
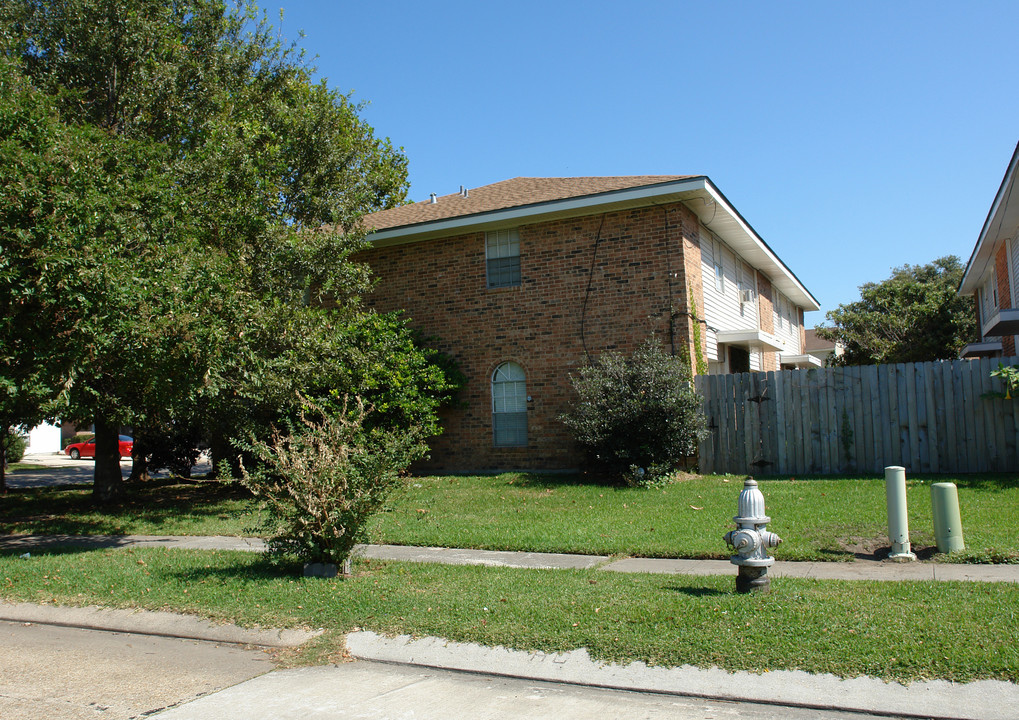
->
[5,452,212,489]
[0,619,273,720]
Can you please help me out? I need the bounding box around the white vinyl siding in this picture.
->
[980,273,997,326]
[737,261,757,324]
[712,239,725,293]
[772,290,802,354]
[700,228,761,369]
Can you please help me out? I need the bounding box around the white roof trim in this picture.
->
[959,340,1002,358]
[960,141,1019,295]
[367,177,819,311]
[981,307,1019,337]
[715,329,788,352]
[780,353,825,368]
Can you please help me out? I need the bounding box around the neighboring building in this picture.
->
[959,141,1019,358]
[360,175,819,471]
[21,421,90,455]
[802,328,844,366]
[24,421,61,455]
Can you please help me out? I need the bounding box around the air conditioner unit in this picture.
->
[739,289,754,304]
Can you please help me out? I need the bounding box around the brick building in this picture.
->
[959,141,1019,358]
[361,176,819,471]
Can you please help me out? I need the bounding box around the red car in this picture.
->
[64,435,134,460]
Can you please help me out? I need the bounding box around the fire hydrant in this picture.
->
[723,476,781,594]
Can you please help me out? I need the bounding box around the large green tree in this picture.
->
[1,0,430,501]
[0,51,82,492]
[816,256,978,366]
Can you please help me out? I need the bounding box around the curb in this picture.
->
[0,600,321,648]
[345,630,1019,720]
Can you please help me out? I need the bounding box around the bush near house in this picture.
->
[4,430,27,464]
[561,340,707,487]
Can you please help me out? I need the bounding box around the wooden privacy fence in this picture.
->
[694,357,1019,476]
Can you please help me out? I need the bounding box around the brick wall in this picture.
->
[361,201,700,471]
[995,244,1016,356]
[755,272,778,371]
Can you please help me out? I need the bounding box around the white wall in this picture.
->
[700,227,766,371]
[26,422,62,455]
[771,290,802,355]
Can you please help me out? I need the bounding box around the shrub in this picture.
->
[561,339,707,487]
[990,362,1019,399]
[4,429,28,464]
[239,395,424,568]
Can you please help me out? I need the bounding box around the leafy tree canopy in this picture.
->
[815,256,978,366]
[0,0,454,501]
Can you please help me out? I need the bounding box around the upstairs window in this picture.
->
[737,261,755,306]
[492,362,527,447]
[712,239,725,293]
[486,229,521,288]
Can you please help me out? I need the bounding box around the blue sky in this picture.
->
[272,1,1018,326]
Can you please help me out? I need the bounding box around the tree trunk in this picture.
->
[127,432,150,483]
[127,452,149,483]
[92,418,123,503]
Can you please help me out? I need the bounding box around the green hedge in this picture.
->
[4,431,27,464]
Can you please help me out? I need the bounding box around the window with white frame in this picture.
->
[486,229,521,289]
[982,273,998,324]
[738,261,755,305]
[492,362,527,447]
[775,294,784,330]
[713,239,724,293]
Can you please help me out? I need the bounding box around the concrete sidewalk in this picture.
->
[2,533,1018,583]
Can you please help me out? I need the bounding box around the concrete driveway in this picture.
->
[4,454,119,488]
[5,453,211,489]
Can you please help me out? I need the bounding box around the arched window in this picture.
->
[492,362,527,447]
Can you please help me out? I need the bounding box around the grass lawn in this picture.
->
[5,461,46,472]
[372,472,1019,563]
[0,546,1015,684]
[0,478,258,537]
[2,472,1017,563]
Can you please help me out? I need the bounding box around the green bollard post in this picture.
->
[931,482,965,553]
[884,466,916,561]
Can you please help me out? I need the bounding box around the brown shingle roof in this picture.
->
[363,175,695,232]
